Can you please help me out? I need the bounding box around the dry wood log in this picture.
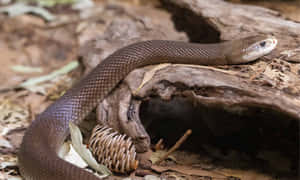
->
[79,0,299,176]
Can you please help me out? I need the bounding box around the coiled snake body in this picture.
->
[18,36,277,180]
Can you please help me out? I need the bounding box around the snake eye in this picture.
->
[260,41,266,47]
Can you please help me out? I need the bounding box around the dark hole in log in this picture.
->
[139,96,299,178]
[159,0,220,43]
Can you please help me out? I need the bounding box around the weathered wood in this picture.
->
[79,1,299,176]
[161,0,300,62]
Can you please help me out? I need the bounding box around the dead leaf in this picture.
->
[144,175,162,180]
[0,137,13,149]
[151,164,226,179]
[69,122,112,177]
[19,61,78,88]
[62,142,88,168]
[0,2,56,21]
[11,65,43,74]
[19,61,78,94]
[150,150,176,164]
[0,99,29,134]
[72,0,94,10]
[0,155,20,180]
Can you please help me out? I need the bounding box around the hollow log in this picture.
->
[79,0,299,176]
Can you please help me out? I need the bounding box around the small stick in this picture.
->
[155,129,192,164]
[154,138,164,151]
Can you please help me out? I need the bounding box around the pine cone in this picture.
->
[88,125,139,173]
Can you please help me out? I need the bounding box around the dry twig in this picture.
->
[155,129,192,164]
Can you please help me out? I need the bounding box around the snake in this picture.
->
[18,35,277,180]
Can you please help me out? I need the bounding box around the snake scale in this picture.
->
[18,36,277,180]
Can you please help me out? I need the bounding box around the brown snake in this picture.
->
[18,36,277,180]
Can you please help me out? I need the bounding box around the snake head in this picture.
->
[225,35,277,64]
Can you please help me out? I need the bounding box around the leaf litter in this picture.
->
[0,10,80,179]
